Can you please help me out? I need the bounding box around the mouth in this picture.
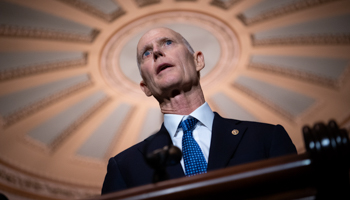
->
[156,63,173,74]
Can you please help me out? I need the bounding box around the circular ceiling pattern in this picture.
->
[101,10,240,95]
[0,0,349,200]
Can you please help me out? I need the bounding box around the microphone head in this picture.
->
[145,145,182,169]
[167,145,182,166]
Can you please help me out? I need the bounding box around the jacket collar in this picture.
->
[138,112,247,175]
[207,112,247,171]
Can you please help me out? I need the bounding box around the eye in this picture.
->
[165,40,172,45]
[143,50,151,57]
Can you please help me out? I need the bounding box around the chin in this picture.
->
[158,75,181,86]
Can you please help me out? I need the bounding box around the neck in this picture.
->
[158,85,205,115]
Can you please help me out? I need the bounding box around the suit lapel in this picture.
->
[138,124,185,179]
[138,113,247,176]
[207,113,247,171]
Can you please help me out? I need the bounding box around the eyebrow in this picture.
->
[139,36,175,58]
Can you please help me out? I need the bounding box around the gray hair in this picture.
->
[182,36,194,55]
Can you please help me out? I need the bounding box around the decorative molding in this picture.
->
[49,96,111,151]
[210,0,242,10]
[232,82,295,122]
[57,0,125,22]
[134,0,161,7]
[248,62,348,88]
[0,24,99,43]
[237,0,340,26]
[74,101,134,160]
[0,53,87,82]
[2,77,93,127]
[137,107,162,142]
[340,114,350,135]
[104,106,135,160]
[251,34,350,46]
[210,92,258,122]
[0,162,98,199]
[71,154,106,168]
[0,153,102,190]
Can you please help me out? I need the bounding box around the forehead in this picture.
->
[137,28,181,51]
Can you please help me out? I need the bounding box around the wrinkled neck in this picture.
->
[159,85,205,115]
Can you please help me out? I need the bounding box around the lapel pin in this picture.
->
[232,129,239,135]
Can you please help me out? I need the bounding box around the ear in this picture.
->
[194,51,205,72]
[140,80,152,97]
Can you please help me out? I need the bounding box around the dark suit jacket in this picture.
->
[101,113,297,194]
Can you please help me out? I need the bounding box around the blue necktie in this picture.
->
[180,118,207,176]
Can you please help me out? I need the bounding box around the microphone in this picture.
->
[146,145,182,168]
[145,145,182,183]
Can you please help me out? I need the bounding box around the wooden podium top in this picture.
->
[88,121,350,200]
[89,153,322,200]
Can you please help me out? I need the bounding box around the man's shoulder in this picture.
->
[112,132,159,160]
[239,119,281,129]
[215,112,280,129]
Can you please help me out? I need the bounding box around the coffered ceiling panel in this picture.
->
[0,51,87,81]
[27,90,108,149]
[0,74,92,126]
[249,55,349,87]
[77,103,133,159]
[238,0,341,25]
[0,1,99,42]
[57,0,125,22]
[234,75,316,120]
[252,13,350,45]
[210,92,258,121]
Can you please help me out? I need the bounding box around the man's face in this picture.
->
[137,28,204,98]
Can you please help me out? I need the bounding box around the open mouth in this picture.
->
[157,63,173,74]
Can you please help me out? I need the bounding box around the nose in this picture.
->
[153,48,164,61]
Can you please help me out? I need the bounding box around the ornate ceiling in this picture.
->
[0,0,349,199]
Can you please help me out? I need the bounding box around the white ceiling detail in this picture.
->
[211,0,242,9]
[77,0,121,14]
[0,51,87,81]
[0,74,91,126]
[135,0,161,7]
[137,107,163,142]
[252,14,350,45]
[249,55,349,87]
[0,1,99,42]
[0,162,97,199]
[234,76,316,120]
[0,51,86,71]
[58,0,125,22]
[27,90,108,147]
[77,103,133,159]
[238,0,339,25]
[210,92,257,121]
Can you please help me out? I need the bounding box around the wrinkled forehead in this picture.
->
[137,28,182,52]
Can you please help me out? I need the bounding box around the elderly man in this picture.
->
[101,28,297,194]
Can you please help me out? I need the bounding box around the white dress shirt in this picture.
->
[164,102,214,172]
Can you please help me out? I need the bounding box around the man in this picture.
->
[101,27,297,194]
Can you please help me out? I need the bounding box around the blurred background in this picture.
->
[0,0,349,199]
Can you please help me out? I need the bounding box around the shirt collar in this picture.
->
[164,102,214,138]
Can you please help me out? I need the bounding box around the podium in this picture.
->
[92,121,350,200]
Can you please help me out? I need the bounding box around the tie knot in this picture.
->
[180,118,198,132]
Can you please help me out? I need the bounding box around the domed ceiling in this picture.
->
[0,0,349,199]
